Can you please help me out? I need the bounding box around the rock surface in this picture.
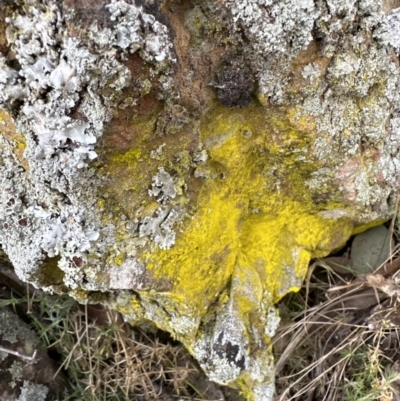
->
[1,0,400,399]
[351,225,394,274]
[0,307,69,401]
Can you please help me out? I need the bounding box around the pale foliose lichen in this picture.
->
[9,361,23,389]
[388,8,400,54]
[139,167,186,249]
[105,0,175,63]
[301,62,321,84]
[0,0,175,289]
[16,381,48,401]
[139,205,184,249]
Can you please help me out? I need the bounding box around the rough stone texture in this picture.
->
[1,0,400,399]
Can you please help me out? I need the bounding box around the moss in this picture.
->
[40,256,65,287]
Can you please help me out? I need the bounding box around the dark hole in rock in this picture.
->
[71,256,83,268]
[215,58,255,108]
[18,218,27,226]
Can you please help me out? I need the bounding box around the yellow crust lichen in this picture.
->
[102,103,356,342]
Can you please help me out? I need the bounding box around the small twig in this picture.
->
[0,345,37,361]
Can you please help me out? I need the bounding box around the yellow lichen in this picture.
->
[101,102,373,398]
[352,218,389,235]
[138,104,355,334]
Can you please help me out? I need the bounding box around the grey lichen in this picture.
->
[108,258,146,290]
[9,361,23,389]
[222,0,400,218]
[105,0,175,63]
[248,356,276,401]
[303,41,399,210]
[302,63,322,84]
[16,381,48,401]
[223,0,318,104]
[264,306,281,338]
[0,308,38,350]
[138,167,186,249]
[388,8,400,54]
[0,0,175,289]
[253,382,275,401]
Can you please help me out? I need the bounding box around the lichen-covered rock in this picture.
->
[1,0,400,399]
[0,307,69,400]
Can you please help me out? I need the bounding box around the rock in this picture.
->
[0,0,400,399]
[0,307,69,400]
[351,225,394,274]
